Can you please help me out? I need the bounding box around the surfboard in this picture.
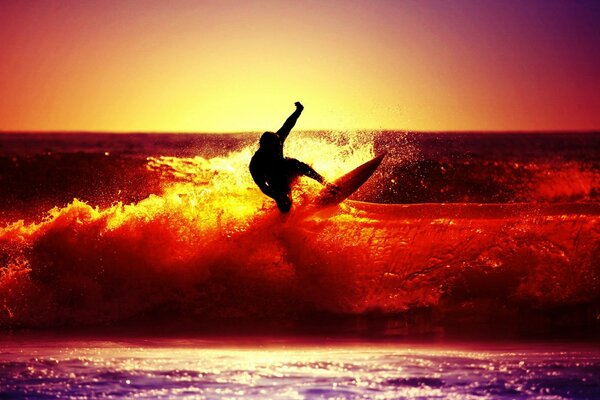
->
[315,153,386,208]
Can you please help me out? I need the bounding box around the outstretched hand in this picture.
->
[294,101,304,111]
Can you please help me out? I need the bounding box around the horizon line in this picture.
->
[1,129,599,135]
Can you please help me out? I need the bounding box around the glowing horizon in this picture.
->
[1,0,599,133]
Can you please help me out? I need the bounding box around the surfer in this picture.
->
[250,102,335,212]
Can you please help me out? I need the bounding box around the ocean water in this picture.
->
[1,337,599,399]
[0,131,599,398]
[0,131,598,327]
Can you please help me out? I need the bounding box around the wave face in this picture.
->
[0,132,599,328]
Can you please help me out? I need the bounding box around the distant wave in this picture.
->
[367,158,600,203]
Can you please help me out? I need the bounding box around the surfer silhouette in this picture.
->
[250,102,334,212]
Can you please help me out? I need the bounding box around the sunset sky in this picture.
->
[1,0,599,132]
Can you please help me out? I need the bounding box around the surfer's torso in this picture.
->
[250,149,295,193]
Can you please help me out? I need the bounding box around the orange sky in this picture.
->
[1,0,599,132]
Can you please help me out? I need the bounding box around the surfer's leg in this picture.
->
[275,193,292,213]
[285,158,325,184]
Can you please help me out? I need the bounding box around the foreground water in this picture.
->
[1,337,599,399]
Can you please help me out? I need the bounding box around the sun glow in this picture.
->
[1,1,599,132]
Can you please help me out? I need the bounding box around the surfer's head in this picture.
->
[259,132,281,151]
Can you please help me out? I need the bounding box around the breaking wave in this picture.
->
[0,132,599,328]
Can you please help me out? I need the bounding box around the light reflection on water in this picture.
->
[1,338,599,399]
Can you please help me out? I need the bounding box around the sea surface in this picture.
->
[1,336,600,399]
[0,131,599,398]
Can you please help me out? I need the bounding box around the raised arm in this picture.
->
[276,102,304,143]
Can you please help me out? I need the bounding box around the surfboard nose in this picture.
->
[315,153,386,208]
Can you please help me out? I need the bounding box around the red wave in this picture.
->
[1,197,598,328]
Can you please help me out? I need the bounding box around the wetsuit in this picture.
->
[249,103,326,212]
